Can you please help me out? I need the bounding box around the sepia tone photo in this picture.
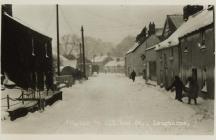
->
[0,3,215,135]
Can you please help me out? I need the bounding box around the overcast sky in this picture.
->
[12,5,183,47]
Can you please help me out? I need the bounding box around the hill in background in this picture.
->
[110,36,136,57]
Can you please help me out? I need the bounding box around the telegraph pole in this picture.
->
[79,43,82,58]
[79,43,82,70]
[56,4,60,76]
[81,26,86,78]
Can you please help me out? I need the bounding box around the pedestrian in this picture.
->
[130,70,136,82]
[166,76,185,102]
[187,77,198,105]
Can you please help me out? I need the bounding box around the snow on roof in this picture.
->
[155,8,213,51]
[105,60,125,67]
[93,55,109,62]
[53,51,77,68]
[4,13,51,39]
[62,59,77,68]
[145,45,156,51]
[126,42,140,54]
[127,34,161,55]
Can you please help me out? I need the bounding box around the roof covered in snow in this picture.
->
[62,59,77,68]
[105,60,125,67]
[4,12,51,39]
[126,42,140,55]
[126,31,162,55]
[53,51,77,68]
[155,8,213,51]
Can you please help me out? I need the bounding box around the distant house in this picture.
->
[125,43,140,76]
[53,52,77,71]
[125,33,161,77]
[104,58,125,73]
[92,55,113,73]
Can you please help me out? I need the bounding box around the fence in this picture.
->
[1,89,51,110]
[1,94,23,110]
[1,75,73,111]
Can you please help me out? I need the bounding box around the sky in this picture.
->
[12,5,183,47]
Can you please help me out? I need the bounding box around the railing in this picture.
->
[1,75,73,110]
[1,95,22,109]
[1,88,53,110]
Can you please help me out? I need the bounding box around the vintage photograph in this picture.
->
[0,3,215,135]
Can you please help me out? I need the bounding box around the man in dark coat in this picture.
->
[187,77,198,105]
[130,70,136,82]
[167,76,185,102]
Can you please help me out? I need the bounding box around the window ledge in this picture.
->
[201,85,207,93]
[200,45,207,50]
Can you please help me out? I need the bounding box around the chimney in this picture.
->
[2,4,13,16]
[183,5,203,21]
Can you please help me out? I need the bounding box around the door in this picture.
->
[164,54,168,88]
[192,68,197,81]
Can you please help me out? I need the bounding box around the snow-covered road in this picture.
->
[1,74,214,134]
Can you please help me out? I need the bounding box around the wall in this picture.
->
[125,43,146,76]
[156,45,180,88]
[145,48,157,81]
[180,26,214,99]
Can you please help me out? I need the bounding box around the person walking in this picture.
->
[187,77,198,105]
[166,76,185,102]
[130,70,136,82]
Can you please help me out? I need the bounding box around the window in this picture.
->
[170,48,174,57]
[31,38,35,56]
[159,52,162,60]
[201,31,205,45]
[201,68,207,93]
[184,46,189,53]
[199,30,206,49]
[183,37,189,53]
[141,54,146,61]
[169,48,174,61]
[164,54,167,68]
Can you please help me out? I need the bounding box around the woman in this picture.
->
[187,77,198,105]
[167,76,185,102]
[130,70,136,82]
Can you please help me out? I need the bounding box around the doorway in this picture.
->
[192,68,197,81]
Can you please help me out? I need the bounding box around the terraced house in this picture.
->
[154,6,214,99]
[179,6,214,99]
[125,31,161,77]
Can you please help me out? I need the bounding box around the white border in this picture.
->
[0,0,216,5]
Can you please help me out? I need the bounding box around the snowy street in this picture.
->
[1,74,214,134]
